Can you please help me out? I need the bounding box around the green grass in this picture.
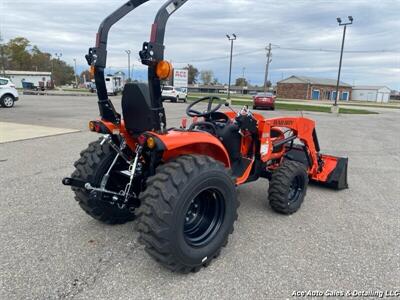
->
[338,107,378,114]
[62,88,91,93]
[188,92,398,110]
[187,95,377,114]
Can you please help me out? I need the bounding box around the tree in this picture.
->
[31,46,51,72]
[52,58,74,86]
[1,36,76,87]
[200,70,213,85]
[5,37,31,70]
[184,64,199,84]
[235,77,248,87]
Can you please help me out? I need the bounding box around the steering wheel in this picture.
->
[186,96,224,118]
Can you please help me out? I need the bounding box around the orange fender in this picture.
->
[151,130,231,167]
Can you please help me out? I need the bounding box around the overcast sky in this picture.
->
[1,0,399,89]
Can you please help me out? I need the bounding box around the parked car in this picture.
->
[0,77,19,108]
[252,92,275,110]
[161,86,187,102]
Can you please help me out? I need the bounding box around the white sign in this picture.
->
[173,69,188,88]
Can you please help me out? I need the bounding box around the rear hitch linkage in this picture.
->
[62,135,143,209]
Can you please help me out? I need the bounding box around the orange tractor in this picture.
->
[63,0,348,273]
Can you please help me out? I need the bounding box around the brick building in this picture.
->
[277,75,352,101]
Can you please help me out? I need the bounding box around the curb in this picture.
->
[23,91,96,97]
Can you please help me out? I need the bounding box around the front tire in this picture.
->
[268,160,308,215]
[0,95,15,108]
[71,139,136,224]
[137,155,238,273]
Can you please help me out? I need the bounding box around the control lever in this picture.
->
[224,101,237,114]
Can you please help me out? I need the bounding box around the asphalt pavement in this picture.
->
[0,95,399,299]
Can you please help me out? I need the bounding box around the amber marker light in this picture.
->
[147,137,156,149]
[88,121,96,132]
[89,65,95,78]
[156,60,172,80]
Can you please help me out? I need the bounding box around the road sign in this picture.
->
[173,69,188,88]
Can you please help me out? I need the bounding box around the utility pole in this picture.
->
[264,43,272,94]
[125,50,131,82]
[226,34,237,103]
[334,16,353,111]
[73,58,78,88]
[0,32,6,77]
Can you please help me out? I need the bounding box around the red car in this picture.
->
[252,92,276,110]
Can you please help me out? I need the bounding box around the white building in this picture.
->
[4,70,52,89]
[352,86,391,103]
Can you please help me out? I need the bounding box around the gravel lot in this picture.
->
[1,95,399,299]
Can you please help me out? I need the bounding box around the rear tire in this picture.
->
[137,155,238,273]
[0,94,15,108]
[71,139,136,224]
[268,160,308,215]
[172,97,178,103]
[252,105,256,109]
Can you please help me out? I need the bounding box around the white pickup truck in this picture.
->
[161,86,187,102]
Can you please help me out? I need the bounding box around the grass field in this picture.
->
[188,92,398,110]
[187,95,378,114]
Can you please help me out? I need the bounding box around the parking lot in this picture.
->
[1,95,399,299]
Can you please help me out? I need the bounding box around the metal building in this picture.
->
[4,70,52,89]
[351,86,391,103]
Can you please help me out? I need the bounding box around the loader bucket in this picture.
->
[311,155,348,190]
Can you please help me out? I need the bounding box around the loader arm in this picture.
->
[260,117,320,172]
[259,117,348,189]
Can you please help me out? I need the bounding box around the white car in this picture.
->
[161,86,187,102]
[0,77,19,108]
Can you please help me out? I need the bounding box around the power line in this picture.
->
[173,45,398,65]
[271,44,400,54]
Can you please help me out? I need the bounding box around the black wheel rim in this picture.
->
[288,175,304,204]
[183,188,225,247]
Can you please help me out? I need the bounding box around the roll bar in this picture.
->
[85,0,189,129]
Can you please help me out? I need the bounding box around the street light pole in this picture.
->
[226,34,237,103]
[334,16,353,108]
[73,58,78,88]
[53,52,62,87]
[125,50,131,82]
[242,67,246,95]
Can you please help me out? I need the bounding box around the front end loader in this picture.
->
[62,0,348,273]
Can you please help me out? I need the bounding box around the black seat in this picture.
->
[215,123,242,162]
[122,83,155,135]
